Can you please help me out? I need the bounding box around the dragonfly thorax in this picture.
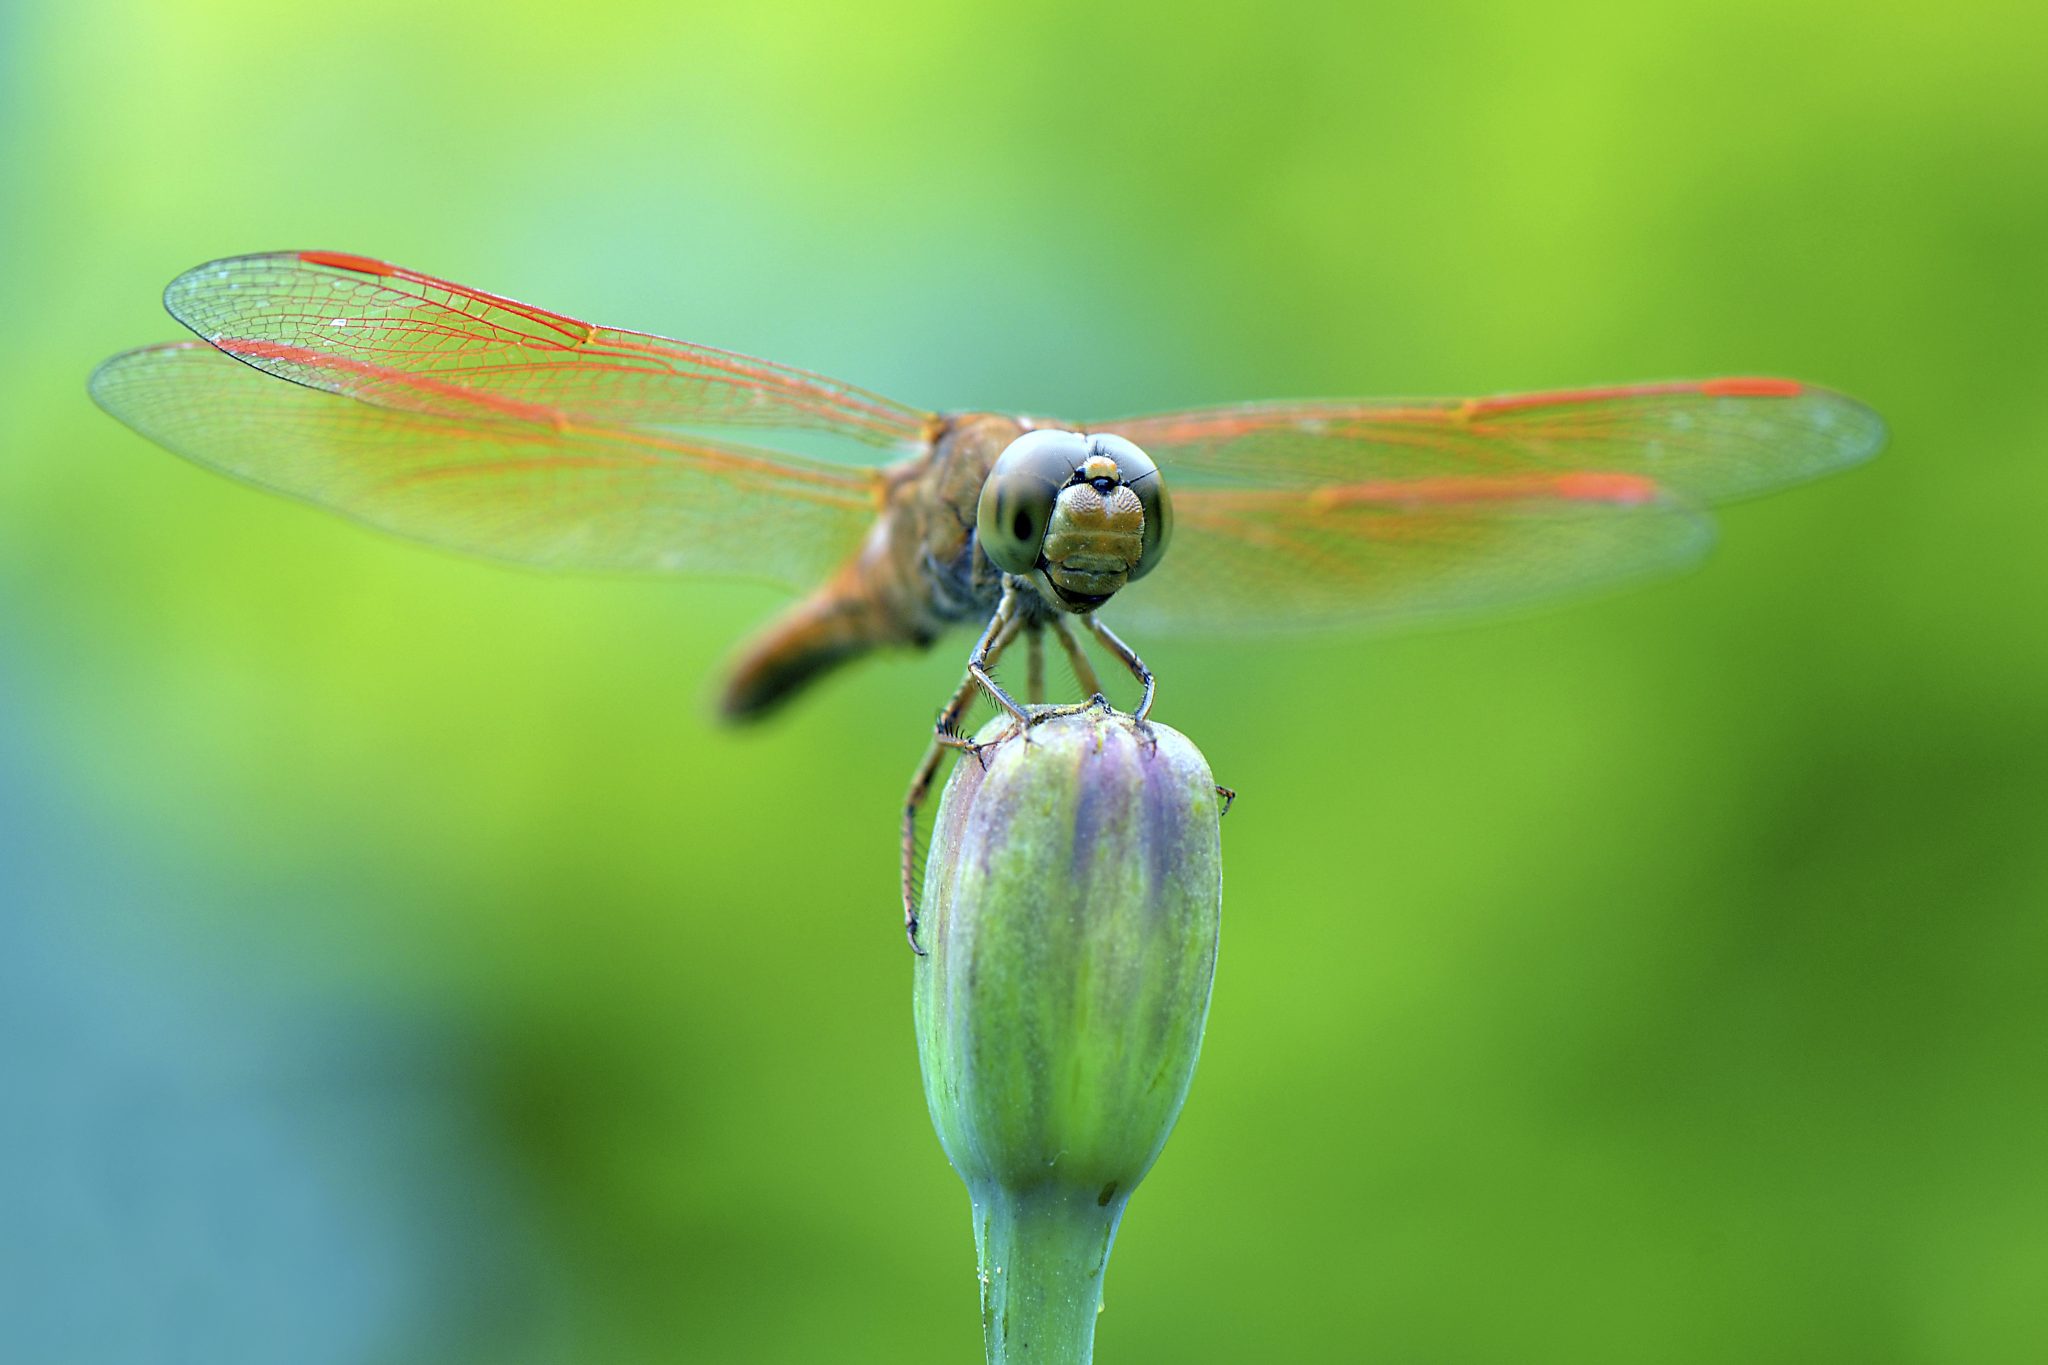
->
[975,430,1173,614]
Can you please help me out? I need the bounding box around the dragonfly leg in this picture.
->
[902,597,1030,954]
[1086,615,1156,720]
[1215,784,1236,817]
[901,663,1000,954]
[901,737,945,954]
[1025,623,1046,705]
[964,579,1034,730]
[1047,613,1107,704]
[939,606,1028,759]
[998,611,1122,730]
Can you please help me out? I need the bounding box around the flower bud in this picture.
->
[913,706,1224,1364]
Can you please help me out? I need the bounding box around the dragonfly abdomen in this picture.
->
[718,549,914,721]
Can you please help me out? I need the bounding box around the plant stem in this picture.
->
[971,1181,1129,1365]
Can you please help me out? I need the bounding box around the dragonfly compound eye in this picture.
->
[978,430,1090,575]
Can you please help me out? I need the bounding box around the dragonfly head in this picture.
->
[977,430,1173,613]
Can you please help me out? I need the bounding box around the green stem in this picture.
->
[971,1181,1130,1364]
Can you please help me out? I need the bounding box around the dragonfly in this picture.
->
[92,251,1885,951]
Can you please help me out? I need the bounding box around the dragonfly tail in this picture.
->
[718,565,918,722]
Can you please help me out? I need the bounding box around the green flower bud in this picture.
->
[913,706,1225,1364]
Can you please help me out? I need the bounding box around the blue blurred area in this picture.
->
[0,646,538,1365]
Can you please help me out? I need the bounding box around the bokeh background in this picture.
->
[4,1,2044,1361]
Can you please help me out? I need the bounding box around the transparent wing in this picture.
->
[1113,473,1717,635]
[91,341,881,589]
[161,250,936,449]
[1101,379,1884,503]
[1096,378,1882,633]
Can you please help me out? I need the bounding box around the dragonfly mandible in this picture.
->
[91,252,1886,951]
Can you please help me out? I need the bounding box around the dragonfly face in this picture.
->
[91,250,1886,948]
[976,430,1172,613]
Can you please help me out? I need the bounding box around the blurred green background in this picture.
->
[3,0,2044,1361]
